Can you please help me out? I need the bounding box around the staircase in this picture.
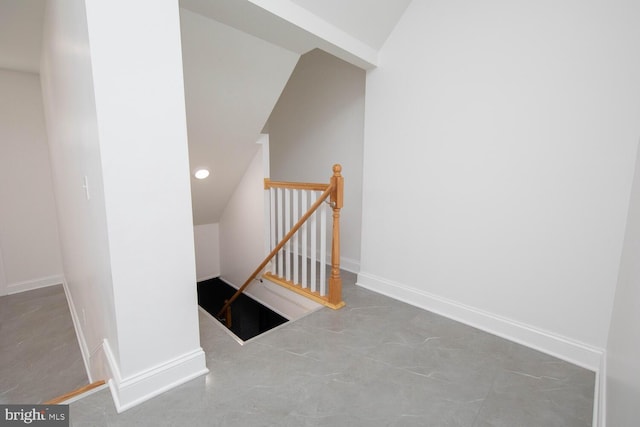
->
[218,165,346,322]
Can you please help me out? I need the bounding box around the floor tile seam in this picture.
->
[470,359,501,427]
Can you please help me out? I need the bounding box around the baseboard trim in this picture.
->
[196,274,219,283]
[594,353,607,426]
[103,339,208,413]
[60,278,94,383]
[356,271,604,371]
[339,256,360,274]
[7,274,64,295]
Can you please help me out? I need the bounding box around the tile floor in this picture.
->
[0,285,88,404]
[69,272,595,426]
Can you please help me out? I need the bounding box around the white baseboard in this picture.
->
[7,274,64,295]
[196,274,219,283]
[594,353,607,427]
[61,279,94,383]
[103,339,208,413]
[356,271,604,371]
[339,256,360,274]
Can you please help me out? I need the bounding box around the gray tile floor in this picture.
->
[69,272,595,426]
[0,285,88,404]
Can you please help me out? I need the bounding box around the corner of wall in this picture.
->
[594,352,607,427]
[61,278,93,382]
[6,275,64,295]
[102,339,208,413]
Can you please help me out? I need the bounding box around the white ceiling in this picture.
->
[289,0,412,50]
[0,0,412,226]
[179,0,404,69]
[180,9,299,225]
[0,0,44,73]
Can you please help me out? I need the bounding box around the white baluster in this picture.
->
[285,188,291,281]
[320,198,327,296]
[293,189,299,285]
[310,191,317,293]
[277,187,283,277]
[270,188,276,274]
[301,190,308,289]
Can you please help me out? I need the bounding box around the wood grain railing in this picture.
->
[217,165,345,320]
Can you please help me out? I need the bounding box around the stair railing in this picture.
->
[217,164,345,320]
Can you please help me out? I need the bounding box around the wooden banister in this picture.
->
[328,164,343,306]
[217,182,335,319]
[264,179,330,192]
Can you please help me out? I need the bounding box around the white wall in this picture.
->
[180,8,299,225]
[0,69,63,295]
[605,143,640,426]
[41,0,118,382]
[0,243,6,296]
[358,0,640,369]
[194,223,220,281]
[219,145,265,288]
[42,0,206,411]
[268,49,365,272]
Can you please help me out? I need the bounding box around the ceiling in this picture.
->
[288,0,412,50]
[180,9,299,225]
[0,0,45,73]
[0,0,412,75]
[0,0,412,225]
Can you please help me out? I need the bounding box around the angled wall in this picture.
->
[41,0,207,412]
[268,49,365,272]
[359,0,640,369]
[180,8,299,225]
[606,143,640,426]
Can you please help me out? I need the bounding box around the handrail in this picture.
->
[216,182,335,319]
[264,179,329,192]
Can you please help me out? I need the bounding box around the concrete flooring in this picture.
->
[0,275,595,425]
[68,272,595,426]
[0,285,88,404]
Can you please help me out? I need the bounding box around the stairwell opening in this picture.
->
[197,277,289,342]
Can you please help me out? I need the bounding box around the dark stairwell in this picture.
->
[197,278,287,341]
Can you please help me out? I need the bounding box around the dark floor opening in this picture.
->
[197,277,288,341]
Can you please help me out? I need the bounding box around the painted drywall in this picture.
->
[83,0,205,383]
[0,0,45,73]
[0,245,6,296]
[194,223,221,281]
[289,0,411,50]
[42,0,206,409]
[219,145,265,288]
[180,8,299,225]
[358,0,640,366]
[268,49,365,272]
[0,69,63,294]
[40,0,119,381]
[606,143,640,426]
[180,0,377,70]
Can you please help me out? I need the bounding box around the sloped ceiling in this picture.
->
[288,0,412,50]
[180,9,299,225]
[0,0,412,227]
[180,0,410,69]
[0,0,44,73]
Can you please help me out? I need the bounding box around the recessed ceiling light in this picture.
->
[194,168,210,180]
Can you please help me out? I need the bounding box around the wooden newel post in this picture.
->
[328,164,343,306]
